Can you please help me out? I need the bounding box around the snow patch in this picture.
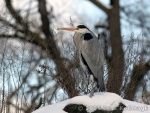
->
[69,92,123,112]
[32,92,150,113]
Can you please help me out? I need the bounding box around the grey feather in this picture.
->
[73,31,106,91]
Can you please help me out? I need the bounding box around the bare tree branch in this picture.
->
[124,60,150,100]
[5,0,28,28]
[89,0,111,15]
[34,98,43,110]
[0,17,20,30]
[0,33,47,50]
[38,0,79,97]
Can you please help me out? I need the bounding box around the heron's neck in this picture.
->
[76,29,90,34]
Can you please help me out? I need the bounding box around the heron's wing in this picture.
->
[80,33,104,68]
[80,33,105,90]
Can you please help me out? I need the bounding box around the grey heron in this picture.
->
[58,25,106,97]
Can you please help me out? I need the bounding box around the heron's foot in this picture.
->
[89,88,94,98]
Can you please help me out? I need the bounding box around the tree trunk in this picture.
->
[38,0,79,98]
[106,0,124,94]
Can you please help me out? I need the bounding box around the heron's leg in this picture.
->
[89,74,93,82]
[89,81,95,98]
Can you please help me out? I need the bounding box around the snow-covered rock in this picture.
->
[32,92,150,113]
[68,92,123,112]
[63,103,125,113]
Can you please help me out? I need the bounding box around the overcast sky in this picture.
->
[0,0,149,40]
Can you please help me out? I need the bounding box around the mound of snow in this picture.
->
[69,92,123,112]
[32,92,150,113]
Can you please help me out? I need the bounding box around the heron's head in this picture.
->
[58,25,90,33]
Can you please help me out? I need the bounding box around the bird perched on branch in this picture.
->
[58,25,106,97]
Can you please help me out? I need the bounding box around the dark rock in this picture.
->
[63,103,126,113]
[63,104,87,113]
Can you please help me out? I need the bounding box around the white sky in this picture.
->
[0,0,145,38]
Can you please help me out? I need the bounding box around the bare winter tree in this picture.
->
[0,0,150,113]
[90,0,150,101]
[0,0,79,113]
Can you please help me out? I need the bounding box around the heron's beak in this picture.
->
[57,27,76,32]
